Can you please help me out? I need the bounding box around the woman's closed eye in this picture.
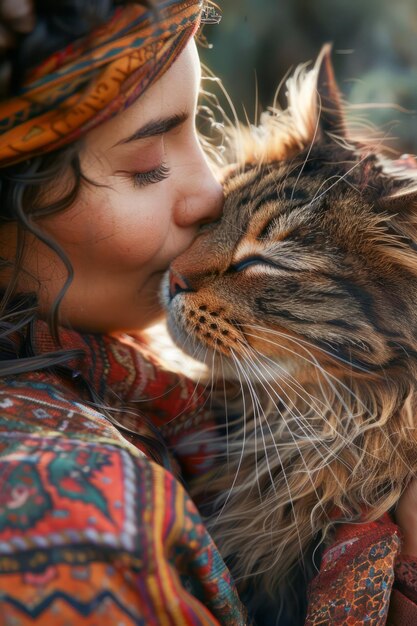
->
[114,162,171,188]
[132,162,171,188]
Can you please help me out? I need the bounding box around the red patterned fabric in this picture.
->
[0,320,247,625]
[305,514,417,625]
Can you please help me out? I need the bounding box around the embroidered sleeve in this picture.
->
[305,517,401,625]
[0,430,246,625]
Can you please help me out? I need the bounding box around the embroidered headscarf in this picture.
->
[0,0,203,167]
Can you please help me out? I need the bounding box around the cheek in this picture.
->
[44,189,170,270]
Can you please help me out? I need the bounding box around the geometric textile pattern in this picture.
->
[0,321,247,625]
[306,515,402,625]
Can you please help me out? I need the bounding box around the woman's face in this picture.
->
[2,40,223,332]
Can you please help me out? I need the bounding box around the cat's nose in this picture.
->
[169,269,193,300]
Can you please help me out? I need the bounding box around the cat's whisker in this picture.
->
[245,322,373,375]
[218,350,231,468]
[208,341,218,414]
[271,65,293,113]
[241,354,334,477]
[240,348,320,429]
[228,350,341,569]
[241,345,355,481]
[250,331,380,447]
[212,349,250,523]
[244,324,373,404]
[242,343,333,414]
[249,325,398,444]
[236,355,281,486]
[274,159,313,204]
[218,214,249,237]
[243,329,399,463]
[200,65,246,169]
[237,334,390,472]
[242,328,357,399]
[225,353,306,557]
[235,359,267,499]
[238,346,338,481]
[239,326,376,444]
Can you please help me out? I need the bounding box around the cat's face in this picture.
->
[163,148,417,377]
[162,48,417,382]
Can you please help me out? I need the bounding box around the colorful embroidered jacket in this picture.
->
[0,321,247,625]
[2,319,417,626]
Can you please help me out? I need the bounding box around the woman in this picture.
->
[0,1,246,624]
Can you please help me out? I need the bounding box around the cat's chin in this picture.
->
[164,311,236,379]
[168,324,297,386]
[165,315,296,385]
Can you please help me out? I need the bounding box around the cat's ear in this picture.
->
[236,44,346,164]
[315,44,346,138]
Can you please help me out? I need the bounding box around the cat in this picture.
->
[161,44,417,609]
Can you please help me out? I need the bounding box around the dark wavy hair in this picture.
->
[0,0,176,468]
[0,0,156,356]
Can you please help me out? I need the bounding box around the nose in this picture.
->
[169,268,193,300]
[174,148,224,227]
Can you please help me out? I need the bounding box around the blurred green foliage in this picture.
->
[200,0,417,152]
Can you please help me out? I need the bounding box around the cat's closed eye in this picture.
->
[230,256,275,271]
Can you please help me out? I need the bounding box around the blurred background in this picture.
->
[199,0,417,153]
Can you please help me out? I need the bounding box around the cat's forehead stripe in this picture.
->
[234,239,267,261]
[226,162,288,203]
[245,197,317,245]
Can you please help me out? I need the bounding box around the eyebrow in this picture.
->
[114,112,189,146]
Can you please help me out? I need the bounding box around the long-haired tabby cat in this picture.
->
[162,45,417,615]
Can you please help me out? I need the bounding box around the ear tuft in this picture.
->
[227,45,349,166]
[316,44,346,137]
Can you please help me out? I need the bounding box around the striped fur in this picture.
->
[163,46,417,600]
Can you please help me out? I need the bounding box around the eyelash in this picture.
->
[132,163,171,188]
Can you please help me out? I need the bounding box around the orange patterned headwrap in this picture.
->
[0,1,203,168]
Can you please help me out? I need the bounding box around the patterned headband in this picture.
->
[0,0,203,168]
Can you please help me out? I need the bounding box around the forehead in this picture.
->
[83,39,200,153]
[134,38,201,118]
